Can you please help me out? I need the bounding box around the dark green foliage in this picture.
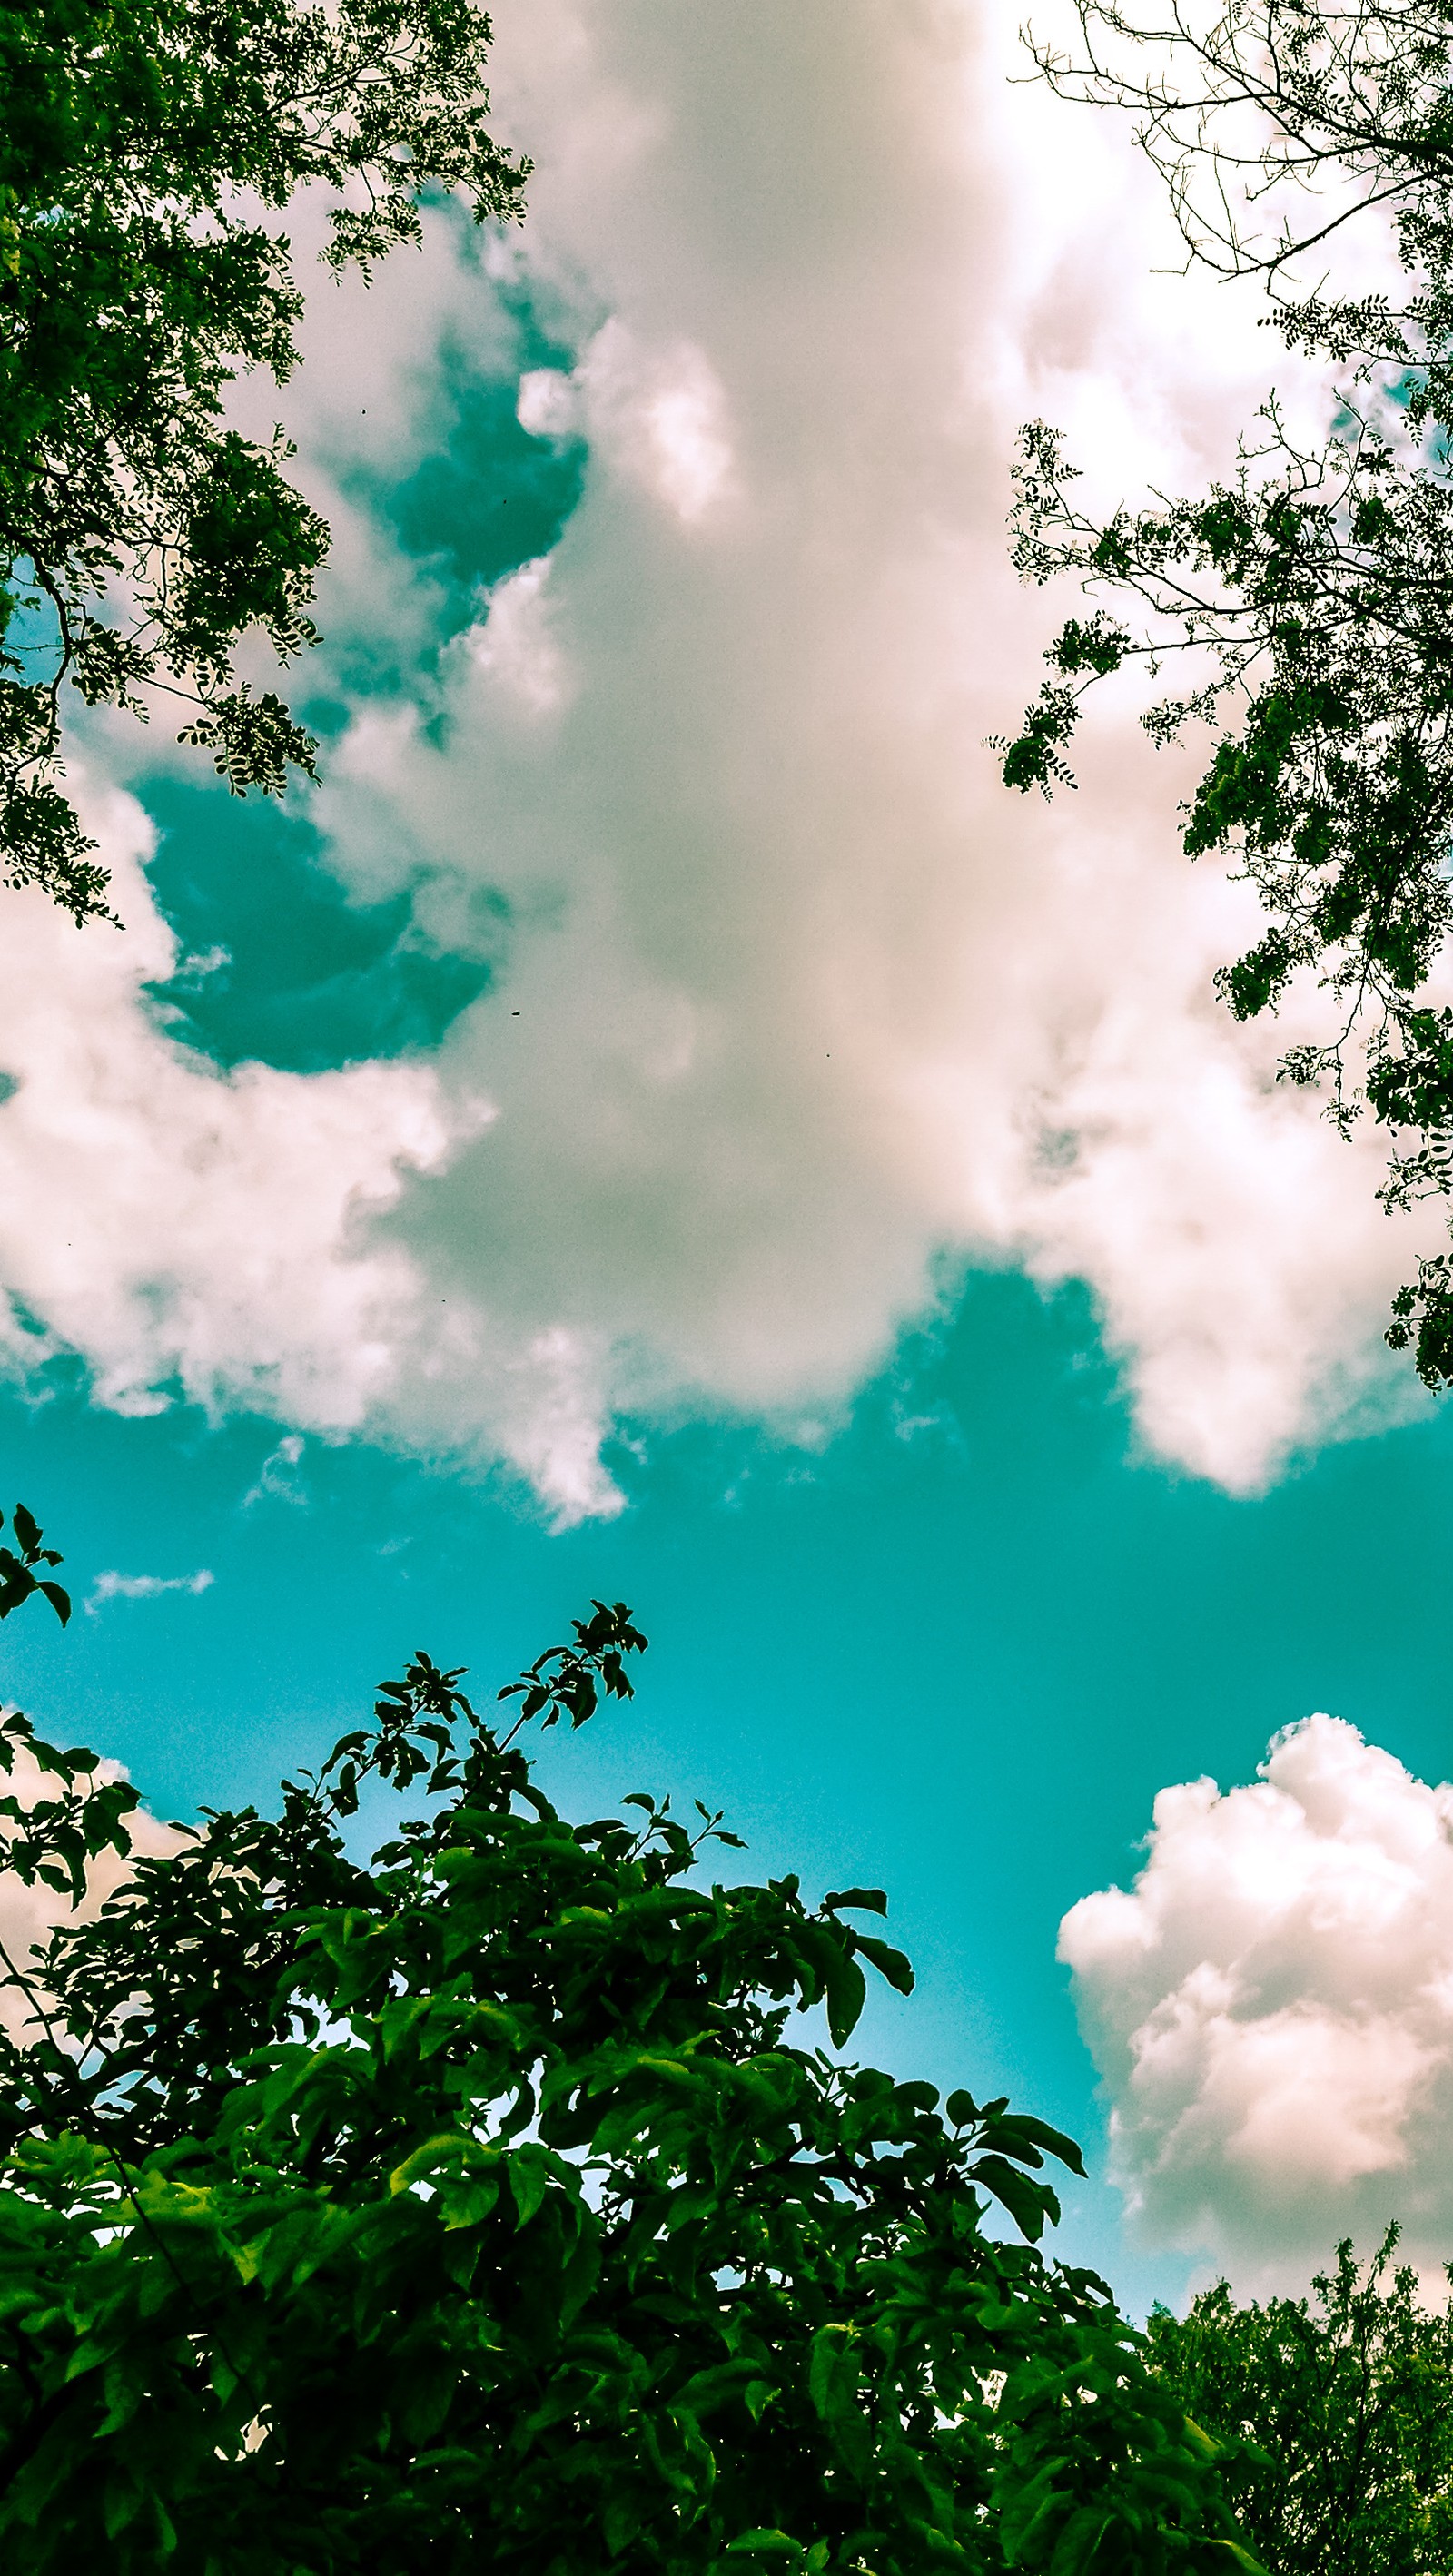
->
[0,1581,1259,2571]
[0,1503,68,1629]
[0,0,527,924]
[997,0,1453,1377]
[1147,2232,1453,2575]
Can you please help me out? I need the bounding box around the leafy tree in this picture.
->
[996,0,1453,1385]
[1147,2229,1453,2575]
[0,1565,1260,2571]
[0,0,527,926]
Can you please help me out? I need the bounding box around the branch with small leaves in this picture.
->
[1001,0,1453,1390]
[0,0,529,923]
[496,1598,649,1742]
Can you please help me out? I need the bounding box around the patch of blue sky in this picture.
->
[140,779,502,1073]
[324,268,589,707]
[6,1263,1453,2311]
[354,332,587,643]
[131,272,587,1073]
[2,587,61,672]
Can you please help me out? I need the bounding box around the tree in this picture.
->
[0,0,527,928]
[0,1559,1260,2572]
[1146,2230,1453,2574]
[996,0,1453,1387]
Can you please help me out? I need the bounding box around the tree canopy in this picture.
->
[1146,2230,1453,2575]
[997,0,1453,1387]
[0,1541,1260,2573]
[0,0,526,928]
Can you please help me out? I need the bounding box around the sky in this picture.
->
[6,0,1453,2314]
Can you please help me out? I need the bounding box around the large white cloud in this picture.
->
[0,0,1434,1511]
[0,785,460,1437]
[1062,1718,1453,2294]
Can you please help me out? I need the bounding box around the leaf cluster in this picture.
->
[1147,2228,1453,2574]
[0,1583,1257,2572]
[0,0,527,923]
[0,1504,69,1631]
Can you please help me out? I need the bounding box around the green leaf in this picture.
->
[983,2112,1086,2178]
[507,2145,552,2229]
[389,2133,467,2195]
[807,2324,873,2480]
[676,2359,773,2421]
[822,1945,867,2048]
[853,1931,914,1994]
[969,2153,1059,2242]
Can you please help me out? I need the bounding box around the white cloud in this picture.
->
[2,0,1436,1513]
[0,782,468,1440]
[1061,1717,1453,2294]
[85,1567,215,1614]
[517,367,581,440]
[580,324,738,524]
[243,1434,308,1510]
[457,558,571,718]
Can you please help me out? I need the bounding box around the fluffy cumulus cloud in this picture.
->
[1061,1719,1453,2293]
[1,0,1435,1512]
[0,786,460,1435]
